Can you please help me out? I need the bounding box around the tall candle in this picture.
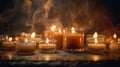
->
[63,27,84,52]
[54,28,64,50]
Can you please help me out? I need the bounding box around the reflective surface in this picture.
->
[0,50,120,61]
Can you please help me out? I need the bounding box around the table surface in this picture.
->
[0,49,120,67]
[0,50,120,61]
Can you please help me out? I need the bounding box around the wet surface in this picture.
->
[0,50,120,67]
[0,50,120,61]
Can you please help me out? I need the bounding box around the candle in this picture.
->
[87,32,106,49]
[44,25,56,39]
[109,33,119,51]
[16,38,36,54]
[63,27,84,52]
[2,37,15,50]
[54,28,64,50]
[39,38,56,53]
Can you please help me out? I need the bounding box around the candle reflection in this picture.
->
[92,55,100,61]
[44,55,50,61]
[7,53,12,60]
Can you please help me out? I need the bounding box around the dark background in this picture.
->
[0,0,120,37]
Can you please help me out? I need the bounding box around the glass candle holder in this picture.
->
[86,34,106,50]
[2,37,16,50]
[16,40,36,55]
[63,27,85,53]
[54,29,64,50]
[38,38,56,53]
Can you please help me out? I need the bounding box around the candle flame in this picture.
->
[31,32,36,38]
[58,28,62,33]
[71,27,76,33]
[25,38,28,43]
[46,38,49,44]
[93,32,98,38]
[51,25,56,31]
[113,33,117,39]
[9,37,12,42]
[93,32,98,44]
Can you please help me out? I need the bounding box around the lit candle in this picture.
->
[63,27,84,52]
[39,38,56,53]
[93,32,98,44]
[44,25,56,39]
[31,32,36,39]
[109,33,119,50]
[39,38,56,49]
[87,32,106,49]
[2,37,15,50]
[16,38,36,54]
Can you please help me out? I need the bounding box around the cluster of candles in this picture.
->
[0,25,120,54]
[87,32,120,51]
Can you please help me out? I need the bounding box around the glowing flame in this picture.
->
[51,25,56,31]
[9,37,12,42]
[93,32,98,44]
[31,32,36,38]
[58,28,62,33]
[46,38,49,44]
[71,27,76,33]
[113,33,117,39]
[25,38,28,43]
[93,32,98,38]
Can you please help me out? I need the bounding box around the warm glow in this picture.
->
[93,32,98,38]
[93,55,100,61]
[95,39,98,44]
[93,32,98,44]
[15,37,19,41]
[58,28,62,33]
[118,38,120,44]
[46,38,49,44]
[51,25,56,31]
[113,33,117,39]
[71,27,76,33]
[7,53,12,60]
[63,29,66,33]
[45,55,50,61]
[9,37,12,42]
[31,32,36,38]
[6,35,9,41]
[25,38,28,43]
